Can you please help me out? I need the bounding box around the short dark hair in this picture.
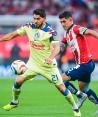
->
[33,9,46,18]
[59,11,72,19]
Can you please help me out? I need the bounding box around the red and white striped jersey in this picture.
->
[63,24,92,64]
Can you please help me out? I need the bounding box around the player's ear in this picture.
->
[69,17,73,22]
[43,18,46,22]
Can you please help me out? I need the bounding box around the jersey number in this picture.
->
[52,75,58,83]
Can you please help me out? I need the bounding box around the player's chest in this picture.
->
[66,31,76,46]
[28,29,49,42]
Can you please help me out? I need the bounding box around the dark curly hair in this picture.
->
[59,11,72,19]
[33,9,46,18]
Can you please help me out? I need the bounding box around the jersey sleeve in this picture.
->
[78,26,87,35]
[73,25,87,35]
[16,26,26,35]
[49,28,59,43]
[62,36,67,43]
[62,32,67,43]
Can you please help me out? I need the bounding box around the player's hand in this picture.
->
[44,58,53,64]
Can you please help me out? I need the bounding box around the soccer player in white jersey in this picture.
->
[0,9,81,116]
[59,11,98,114]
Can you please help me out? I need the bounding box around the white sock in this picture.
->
[12,100,18,104]
[76,91,81,95]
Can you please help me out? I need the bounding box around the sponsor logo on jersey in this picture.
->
[30,41,45,50]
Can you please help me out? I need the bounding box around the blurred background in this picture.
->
[0,0,98,79]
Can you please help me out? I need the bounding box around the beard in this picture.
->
[63,26,68,30]
[35,23,43,29]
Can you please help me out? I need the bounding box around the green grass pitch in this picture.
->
[0,79,98,117]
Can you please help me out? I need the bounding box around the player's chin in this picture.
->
[64,27,68,30]
[35,24,40,28]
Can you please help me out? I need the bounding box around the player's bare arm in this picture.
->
[0,31,20,42]
[85,29,98,38]
[50,41,60,59]
[44,41,60,64]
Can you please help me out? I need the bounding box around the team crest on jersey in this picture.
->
[34,32,40,41]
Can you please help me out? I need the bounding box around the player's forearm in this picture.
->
[49,46,60,59]
[0,32,19,42]
[44,42,60,64]
[0,33,14,41]
[85,29,98,38]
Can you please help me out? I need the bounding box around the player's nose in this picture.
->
[34,20,38,24]
[61,23,65,26]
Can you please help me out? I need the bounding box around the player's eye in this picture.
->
[34,18,40,20]
[37,18,40,20]
[60,21,66,23]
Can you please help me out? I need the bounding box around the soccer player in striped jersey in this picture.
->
[59,11,98,114]
[0,9,80,116]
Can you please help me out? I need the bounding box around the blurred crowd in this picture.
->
[0,0,98,72]
[0,0,98,29]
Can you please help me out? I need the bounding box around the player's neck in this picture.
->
[38,22,46,29]
[67,23,74,33]
[40,22,46,29]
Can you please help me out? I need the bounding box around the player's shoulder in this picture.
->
[23,22,36,29]
[42,22,57,36]
[72,24,80,34]
[73,24,87,35]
